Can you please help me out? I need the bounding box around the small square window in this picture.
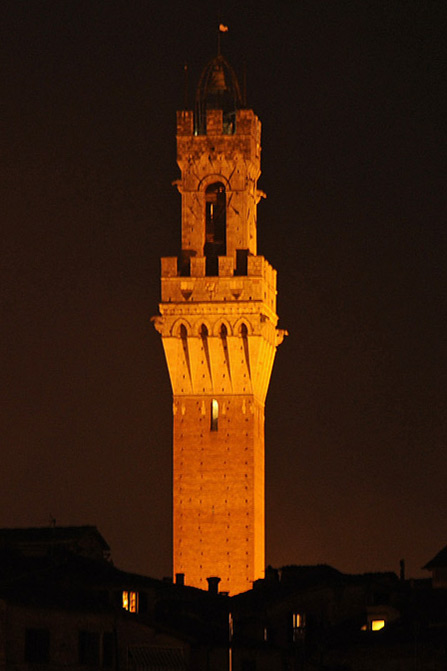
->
[122,590,139,613]
[292,612,306,642]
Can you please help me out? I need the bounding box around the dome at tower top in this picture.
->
[195,54,243,134]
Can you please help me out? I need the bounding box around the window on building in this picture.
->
[122,590,139,613]
[79,632,114,667]
[102,632,114,668]
[292,613,305,629]
[211,399,219,431]
[292,612,306,643]
[25,628,50,664]
[79,632,100,666]
[361,618,386,632]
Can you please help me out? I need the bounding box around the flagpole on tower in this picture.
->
[218,23,229,56]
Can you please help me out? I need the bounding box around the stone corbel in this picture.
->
[276,329,288,346]
[150,315,164,335]
[171,179,182,193]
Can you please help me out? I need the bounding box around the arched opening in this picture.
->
[205,182,226,275]
[211,399,219,431]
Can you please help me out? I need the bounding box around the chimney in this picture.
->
[265,565,279,583]
[206,576,221,595]
[175,572,185,586]
[400,559,405,581]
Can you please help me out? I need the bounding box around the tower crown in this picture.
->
[174,55,262,277]
[195,54,243,135]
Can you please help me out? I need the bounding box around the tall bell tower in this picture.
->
[153,54,285,595]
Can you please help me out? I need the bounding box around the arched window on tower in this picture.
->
[205,182,226,275]
[211,399,219,431]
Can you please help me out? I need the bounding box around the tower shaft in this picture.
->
[154,90,284,594]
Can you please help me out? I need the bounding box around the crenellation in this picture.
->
[190,256,206,277]
[206,109,223,135]
[218,256,234,277]
[176,110,194,136]
[161,257,178,277]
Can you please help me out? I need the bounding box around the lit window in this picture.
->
[292,613,305,629]
[122,591,139,613]
[371,619,385,631]
[292,612,305,643]
[211,399,219,431]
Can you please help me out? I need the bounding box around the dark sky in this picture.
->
[1,0,446,581]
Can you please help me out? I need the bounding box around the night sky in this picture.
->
[2,0,446,582]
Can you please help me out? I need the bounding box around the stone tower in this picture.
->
[153,54,285,595]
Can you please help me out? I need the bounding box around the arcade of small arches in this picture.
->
[173,319,251,339]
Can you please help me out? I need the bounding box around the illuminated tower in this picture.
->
[153,54,285,595]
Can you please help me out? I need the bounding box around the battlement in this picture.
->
[177,109,260,139]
